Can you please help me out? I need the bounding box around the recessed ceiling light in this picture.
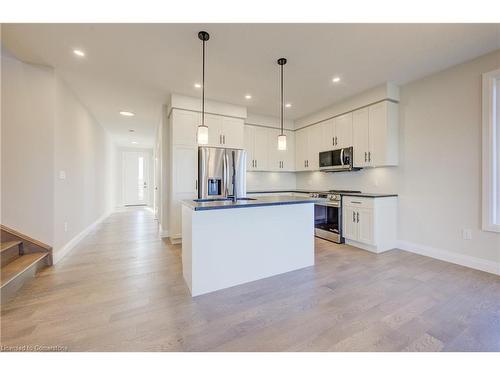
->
[132,141,138,144]
[119,111,135,117]
[73,49,85,57]
[285,103,292,108]
[245,94,252,100]
[194,83,202,88]
[332,77,341,83]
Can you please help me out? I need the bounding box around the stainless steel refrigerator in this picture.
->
[198,147,247,199]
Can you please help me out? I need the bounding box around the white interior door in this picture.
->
[123,151,150,206]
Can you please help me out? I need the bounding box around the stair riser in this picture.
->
[1,246,21,267]
[1,256,48,305]
[1,231,52,265]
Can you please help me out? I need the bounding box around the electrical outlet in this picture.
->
[461,229,472,240]
[59,170,66,180]
[64,222,68,232]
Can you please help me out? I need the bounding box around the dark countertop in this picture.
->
[182,195,320,211]
[247,189,398,198]
[340,192,398,198]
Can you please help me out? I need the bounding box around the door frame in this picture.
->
[121,150,153,207]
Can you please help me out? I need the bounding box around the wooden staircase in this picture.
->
[1,225,52,304]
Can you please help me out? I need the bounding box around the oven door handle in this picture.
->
[315,202,340,208]
[340,148,345,166]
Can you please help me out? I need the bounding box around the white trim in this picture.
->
[398,240,500,276]
[158,223,169,238]
[482,68,500,233]
[53,210,112,264]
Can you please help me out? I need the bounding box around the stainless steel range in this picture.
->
[311,190,361,243]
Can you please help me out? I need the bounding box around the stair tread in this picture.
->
[1,252,47,288]
[0,241,22,253]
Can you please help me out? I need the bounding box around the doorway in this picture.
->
[123,151,150,206]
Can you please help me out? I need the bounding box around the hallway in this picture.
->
[1,207,499,351]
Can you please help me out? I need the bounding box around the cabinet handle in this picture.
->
[351,201,362,204]
[335,136,338,145]
[195,179,198,190]
[255,160,258,168]
[332,137,335,146]
[223,135,226,144]
[364,152,367,162]
[368,152,371,162]
[353,212,356,222]
[219,134,222,144]
[356,212,359,223]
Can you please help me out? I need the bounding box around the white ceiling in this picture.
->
[2,23,499,147]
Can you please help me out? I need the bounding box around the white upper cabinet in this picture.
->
[206,114,223,146]
[319,119,335,152]
[334,112,353,149]
[172,109,199,145]
[282,130,295,171]
[221,117,244,148]
[206,114,244,148]
[244,126,255,170]
[244,125,269,171]
[295,124,322,171]
[307,124,323,170]
[295,127,308,171]
[353,107,370,167]
[268,128,295,172]
[353,101,399,168]
[368,101,398,167]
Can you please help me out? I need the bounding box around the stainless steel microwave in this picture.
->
[319,146,357,172]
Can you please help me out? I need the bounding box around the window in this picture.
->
[482,68,500,232]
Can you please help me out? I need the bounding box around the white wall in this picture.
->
[53,76,117,251]
[297,50,500,266]
[1,49,117,262]
[496,78,500,223]
[1,50,55,245]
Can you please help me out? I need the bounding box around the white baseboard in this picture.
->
[397,240,500,276]
[158,223,169,238]
[53,210,112,264]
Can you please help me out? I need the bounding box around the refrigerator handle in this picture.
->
[231,150,237,201]
[223,152,229,197]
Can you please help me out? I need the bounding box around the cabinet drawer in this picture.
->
[342,196,374,208]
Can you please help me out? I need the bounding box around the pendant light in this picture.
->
[197,31,210,145]
[277,57,287,151]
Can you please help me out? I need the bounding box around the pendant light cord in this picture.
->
[202,39,205,126]
[280,64,284,136]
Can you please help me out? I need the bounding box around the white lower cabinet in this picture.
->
[342,195,397,253]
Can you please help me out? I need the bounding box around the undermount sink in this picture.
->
[193,198,231,202]
[193,197,257,203]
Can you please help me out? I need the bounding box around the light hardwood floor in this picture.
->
[1,207,499,351]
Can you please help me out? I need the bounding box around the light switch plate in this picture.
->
[59,170,66,180]
[461,229,472,240]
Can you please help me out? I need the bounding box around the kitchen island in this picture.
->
[181,196,318,296]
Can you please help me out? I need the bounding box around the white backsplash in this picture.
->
[246,172,297,191]
[295,167,400,193]
[246,168,400,193]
